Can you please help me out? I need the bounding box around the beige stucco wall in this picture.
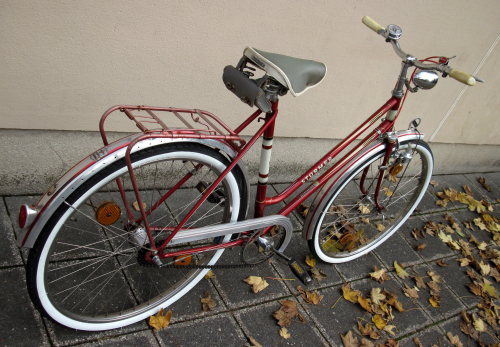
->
[1,1,499,145]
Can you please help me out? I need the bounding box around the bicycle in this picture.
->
[16,16,481,331]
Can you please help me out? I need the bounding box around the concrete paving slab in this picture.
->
[155,313,247,347]
[78,329,159,346]
[233,299,329,347]
[348,276,433,339]
[428,256,481,309]
[439,313,498,347]
[334,251,383,282]
[0,267,50,346]
[402,214,458,262]
[0,199,23,266]
[391,262,466,322]
[44,317,147,347]
[464,173,500,203]
[209,247,290,309]
[167,277,228,324]
[296,284,364,347]
[448,209,491,244]
[373,230,424,268]
[398,325,452,347]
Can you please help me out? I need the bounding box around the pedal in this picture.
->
[256,237,312,285]
[195,181,225,204]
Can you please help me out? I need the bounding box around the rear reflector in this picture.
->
[19,205,37,229]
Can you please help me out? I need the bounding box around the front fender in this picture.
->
[302,130,425,240]
[17,134,250,248]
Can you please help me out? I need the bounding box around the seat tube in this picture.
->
[254,101,278,218]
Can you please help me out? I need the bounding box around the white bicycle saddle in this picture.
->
[243,46,327,97]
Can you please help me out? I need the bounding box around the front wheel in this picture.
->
[308,139,433,263]
[26,142,247,331]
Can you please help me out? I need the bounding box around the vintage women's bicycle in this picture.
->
[17,17,480,330]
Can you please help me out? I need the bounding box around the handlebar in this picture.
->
[362,16,478,86]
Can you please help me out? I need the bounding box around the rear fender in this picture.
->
[302,130,425,240]
[17,134,250,248]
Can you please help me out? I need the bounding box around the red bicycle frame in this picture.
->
[105,96,402,261]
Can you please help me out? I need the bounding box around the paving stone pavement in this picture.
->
[1,172,500,347]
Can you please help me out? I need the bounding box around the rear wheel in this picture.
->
[308,139,433,263]
[27,142,246,330]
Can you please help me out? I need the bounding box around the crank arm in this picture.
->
[256,237,312,285]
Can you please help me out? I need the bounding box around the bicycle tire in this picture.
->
[27,142,247,331]
[308,139,433,263]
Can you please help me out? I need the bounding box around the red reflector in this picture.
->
[19,205,28,229]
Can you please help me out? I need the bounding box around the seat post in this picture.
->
[254,101,279,218]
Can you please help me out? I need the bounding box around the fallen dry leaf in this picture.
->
[412,274,426,289]
[204,270,215,279]
[479,261,491,276]
[298,286,324,305]
[403,284,419,298]
[273,300,299,327]
[478,177,492,192]
[383,325,396,336]
[149,308,172,331]
[310,267,327,283]
[370,288,386,305]
[429,180,439,187]
[429,297,440,308]
[279,327,291,339]
[436,259,449,267]
[201,291,217,312]
[394,261,410,279]
[416,243,426,251]
[483,279,499,298]
[370,266,390,284]
[244,276,269,293]
[342,284,361,303]
[360,337,375,347]
[413,337,423,347]
[358,203,370,214]
[473,316,487,332]
[341,331,360,347]
[375,223,385,232]
[358,322,381,340]
[132,201,147,211]
[383,187,393,197]
[297,203,309,218]
[457,258,471,267]
[447,332,464,347]
[388,174,399,183]
[372,314,387,330]
[248,337,263,347]
[357,294,373,313]
[305,254,317,268]
[463,185,474,197]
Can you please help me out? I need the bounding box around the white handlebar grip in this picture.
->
[449,69,476,86]
[362,16,385,33]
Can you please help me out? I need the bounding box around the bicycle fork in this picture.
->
[359,132,398,211]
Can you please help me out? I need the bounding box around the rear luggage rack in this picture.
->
[99,105,246,150]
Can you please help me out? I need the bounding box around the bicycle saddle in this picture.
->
[243,46,327,97]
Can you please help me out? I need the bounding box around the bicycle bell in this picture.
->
[385,24,402,40]
[413,69,439,90]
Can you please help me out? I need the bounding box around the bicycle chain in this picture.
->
[137,238,258,269]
